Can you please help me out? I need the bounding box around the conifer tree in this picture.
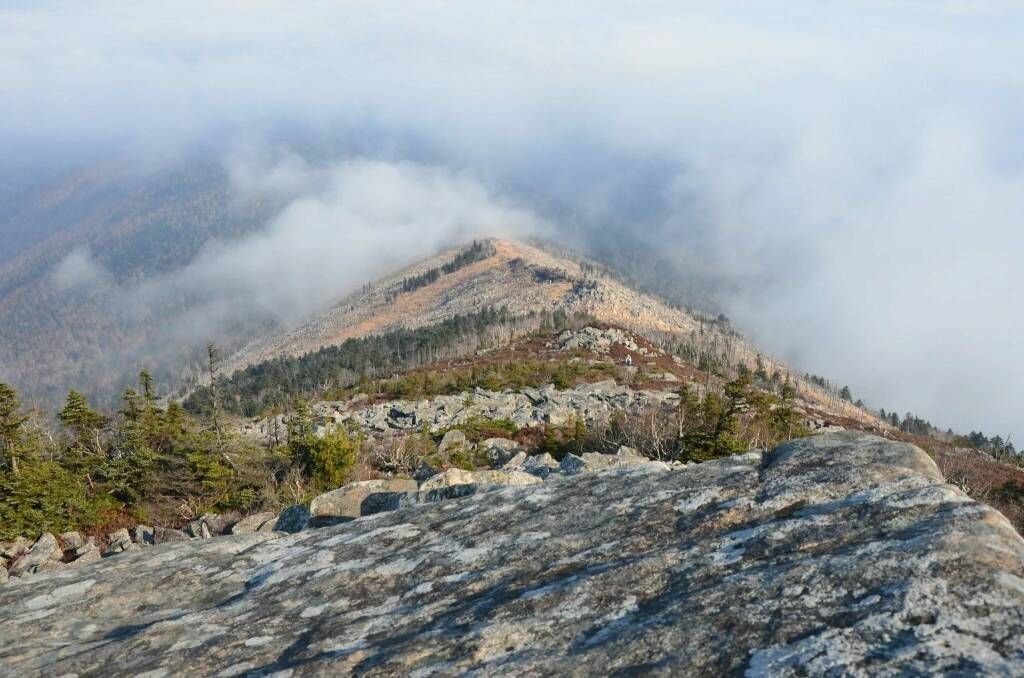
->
[58,390,106,448]
[0,382,29,474]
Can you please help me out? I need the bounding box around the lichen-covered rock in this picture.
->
[153,527,189,544]
[58,532,85,553]
[521,452,560,478]
[420,468,541,492]
[8,533,61,577]
[229,512,278,535]
[502,450,528,469]
[437,429,468,454]
[102,529,133,556]
[419,467,476,491]
[132,525,155,547]
[1,432,1022,676]
[0,537,29,561]
[309,479,419,523]
[273,505,310,534]
[480,437,523,467]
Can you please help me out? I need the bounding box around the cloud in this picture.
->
[3,2,1024,439]
[50,248,112,292]
[123,156,545,345]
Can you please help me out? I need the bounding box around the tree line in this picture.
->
[185,306,591,418]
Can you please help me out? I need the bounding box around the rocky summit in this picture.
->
[1,432,1022,676]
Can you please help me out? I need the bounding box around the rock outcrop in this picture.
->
[244,380,683,442]
[1,432,1022,675]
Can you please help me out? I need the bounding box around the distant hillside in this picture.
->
[221,237,878,428]
[0,155,279,408]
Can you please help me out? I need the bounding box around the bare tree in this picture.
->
[206,342,224,445]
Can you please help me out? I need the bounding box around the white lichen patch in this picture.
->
[374,556,424,577]
[24,579,96,611]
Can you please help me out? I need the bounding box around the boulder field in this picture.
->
[0,432,1022,676]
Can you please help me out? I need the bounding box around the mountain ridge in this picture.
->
[221,237,877,429]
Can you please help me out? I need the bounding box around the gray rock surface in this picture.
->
[58,531,85,552]
[102,528,133,556]
[437,429,468,454]
[8,533,61,577]
[1,432,1022,676]
[245,381,682,441]
[520,451,561,478]
[419,468,542,492]
[154,527,189,544]
[229,512,278,535]
[69,544,100,566]
[0,537,29,561]
[273,505,310,534]
[480,437,523,466]
[132,525,155,547]
[309,479,419,523]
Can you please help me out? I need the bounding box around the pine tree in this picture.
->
[58,390,106,447]
[0,382,29,474]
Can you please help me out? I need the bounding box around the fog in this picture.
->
[3,2,1023,439]
[126,154,545,346]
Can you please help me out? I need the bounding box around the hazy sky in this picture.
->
[3,1,1023,440]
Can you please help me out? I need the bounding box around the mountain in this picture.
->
[220,237,876,427]
[4,231,1024,674]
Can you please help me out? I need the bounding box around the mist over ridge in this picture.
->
[1,2,1022,441]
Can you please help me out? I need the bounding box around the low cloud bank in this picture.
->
[14,2,1024,439]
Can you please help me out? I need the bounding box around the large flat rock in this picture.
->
[1,432,1022,676]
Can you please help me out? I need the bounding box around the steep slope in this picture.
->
[2,433,1022,675]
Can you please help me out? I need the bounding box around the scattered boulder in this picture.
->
[469,470,542,488]
[184,520,205,539]
[59,531,86,552]
[132,525,155,547]
[522,452,560,479]
[70,543,101,566]
[9,533,61,577]
[480,437,523,467]
[0,566,6,584]
[559,453,586,475]
[309,479,419,523]
[185,513,231,539]
[419,468,476,492]
[0,537,29,562]
[413,460,438,483]
[274,505,311,534]
[561,447,656,476]
[256,517,279,533]
[419,467,542,494]
[199,513,233,536]
[502,451,528,470]
[153,527,189,544]
[438,429,469,455]
[103,529,134,556]
[230,512,278,535]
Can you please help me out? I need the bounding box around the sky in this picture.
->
[2,1,1023,440]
